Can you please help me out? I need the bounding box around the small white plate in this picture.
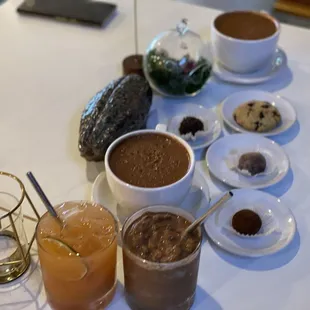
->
[91,167,211,224]
[147,103,221,150]
[221,90,297,137]
[204,189,296,257]
[206,134,290,189]
[213,48,287,85]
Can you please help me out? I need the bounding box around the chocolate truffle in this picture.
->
[232,209,262,235]
[238,152,266,176]
[179,116,204,136]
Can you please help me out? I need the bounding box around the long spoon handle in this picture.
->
[184,191,233,236]
[26,172,59,220]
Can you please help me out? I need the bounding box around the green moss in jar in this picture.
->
[146,49,212,96]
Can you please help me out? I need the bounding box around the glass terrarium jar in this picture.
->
[143,19,212,97]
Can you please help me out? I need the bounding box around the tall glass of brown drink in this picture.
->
[122,205,202,310]
[36,201,118,310]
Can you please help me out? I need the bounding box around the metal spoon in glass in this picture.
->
[26,172,63,225]
[181,191,233,240]
[26,172,77,253]
[26,172,88,279]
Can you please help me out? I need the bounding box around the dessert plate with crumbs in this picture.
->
[91,166,210,225]
[203,189,296,257]
[221,90,296,137]
[206,134,289,189]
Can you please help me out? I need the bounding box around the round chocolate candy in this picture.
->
[238,152,266,176]
[179,116,204,136]
[232,209,262,235]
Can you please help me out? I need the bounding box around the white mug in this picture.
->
[211,11,280,73]
[105,129,195,219]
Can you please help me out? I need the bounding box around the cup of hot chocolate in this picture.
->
[105,130,195,220]
[211,11,280,73]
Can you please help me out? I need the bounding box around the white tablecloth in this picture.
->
[0,0,310,309]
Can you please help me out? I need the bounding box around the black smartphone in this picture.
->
[17,0,117,26]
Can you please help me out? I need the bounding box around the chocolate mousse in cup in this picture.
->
[122,205,202,310]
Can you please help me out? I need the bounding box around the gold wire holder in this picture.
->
[0,171,40,284]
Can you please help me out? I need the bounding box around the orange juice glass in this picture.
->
[36,201,118,310]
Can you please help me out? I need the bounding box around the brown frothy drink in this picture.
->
[109,133,190,188]
[122,209,201,310]
[124,212,200,263]
[215,11,277,40]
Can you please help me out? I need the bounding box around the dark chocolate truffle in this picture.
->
[232,209,262,235]
[238,152,266,176]
[179,116,204,136]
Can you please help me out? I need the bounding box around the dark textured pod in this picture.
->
[79,74,152,161]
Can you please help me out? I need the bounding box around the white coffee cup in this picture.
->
[211,11,280,73]
[105,129,195,217]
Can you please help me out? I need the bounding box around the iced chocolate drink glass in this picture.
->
[122,205,202,310]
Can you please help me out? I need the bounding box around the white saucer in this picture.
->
[206,134,290,189]
[204,189,296,257]
[221,90,297,137]
[91,167,211,224]
[213,48,287,84]
[147,103,221,150]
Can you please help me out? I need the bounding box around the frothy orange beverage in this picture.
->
[36,201,118,310]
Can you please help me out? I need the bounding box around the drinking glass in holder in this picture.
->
[0,171,40,284]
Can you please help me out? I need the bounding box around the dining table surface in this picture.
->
[1,0,310,309]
